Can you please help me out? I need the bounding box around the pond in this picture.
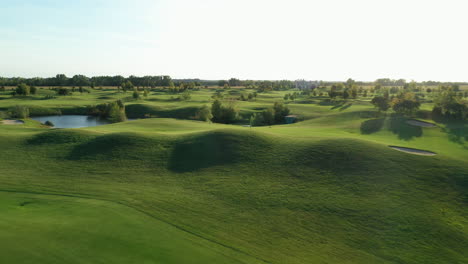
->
[31,115,110,128]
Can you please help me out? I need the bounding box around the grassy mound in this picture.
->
[68,132,167,161]
[27,129,97,145]
[169,129,272,172]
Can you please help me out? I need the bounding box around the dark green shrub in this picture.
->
[44,120,54,127]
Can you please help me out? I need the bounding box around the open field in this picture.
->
[0,87,467,263]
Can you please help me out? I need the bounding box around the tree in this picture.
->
[218,80,228,87]
[250,112,264,126]
[433,91,468,120]
[132,90,140,99]
[371,96,390,112]
[451,84,460,92]
[30,86,37,95]
[196,105,213,122]
[143,89,149,98]
[56,87,72,96]
[343,90,350,100]
[15,83,30,96]
[107,100,127,123]
[211,100,238,124]
[122,81,134,92]
[228,78,242,87]
[55,74,68,86]
[374,83,382,91]
[211,100,223,122]
[262,108,275,126]
[391,92,420,116]
[273,102,290,124]
[345,78,356,89]
[350,87,358,99]
[71,75,90,86]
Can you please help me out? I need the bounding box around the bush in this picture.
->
[211,100,238,124]
[179,91,191,101]
[15,83,30,96]
[360,118,385,134]
[133,90,140,99]
[88,100,127,123]
[44,120,54,127]
[195,105,212,122]
[10,105,29,119]
[107,100,127,123]
[56,87,72,96]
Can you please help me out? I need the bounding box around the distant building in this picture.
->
[285,115,298,124]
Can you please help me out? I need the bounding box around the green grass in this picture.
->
[0,192,256,264]
[0,88,467,263]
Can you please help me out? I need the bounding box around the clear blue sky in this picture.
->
[2,0,468,81]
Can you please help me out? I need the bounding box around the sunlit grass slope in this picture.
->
[0,116,467,264]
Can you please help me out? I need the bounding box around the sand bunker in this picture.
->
[389,146,436,156]
[406,119,436,127]
[1,119,25,125]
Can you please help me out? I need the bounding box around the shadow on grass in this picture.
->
[339,103,353,111]
[429,113,468,145]
[145,98,180,102]
[389,116,422,140]
[441,122,468,145]
[360,118,385,134]
[168,132,241,172]
[331,101,346,109]
[360,114,423,140]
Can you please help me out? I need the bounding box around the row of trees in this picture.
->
[12,83,93,96]
[218,79,297,91]
[250,102,290,126]
[370,91,468,120]
[433,91,468,120]
[207,100,291,125]
[0,74,174,88]
[371,92,421,115]
[14,83,37,95]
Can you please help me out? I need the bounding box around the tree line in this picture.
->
[0,74,174,88]
[371,91,468,120]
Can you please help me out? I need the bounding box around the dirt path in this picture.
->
[389,146,436,156]
[406,119,436,127]
[1,119,24,125]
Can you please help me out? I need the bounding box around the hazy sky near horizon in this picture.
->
[1,0,467,81]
